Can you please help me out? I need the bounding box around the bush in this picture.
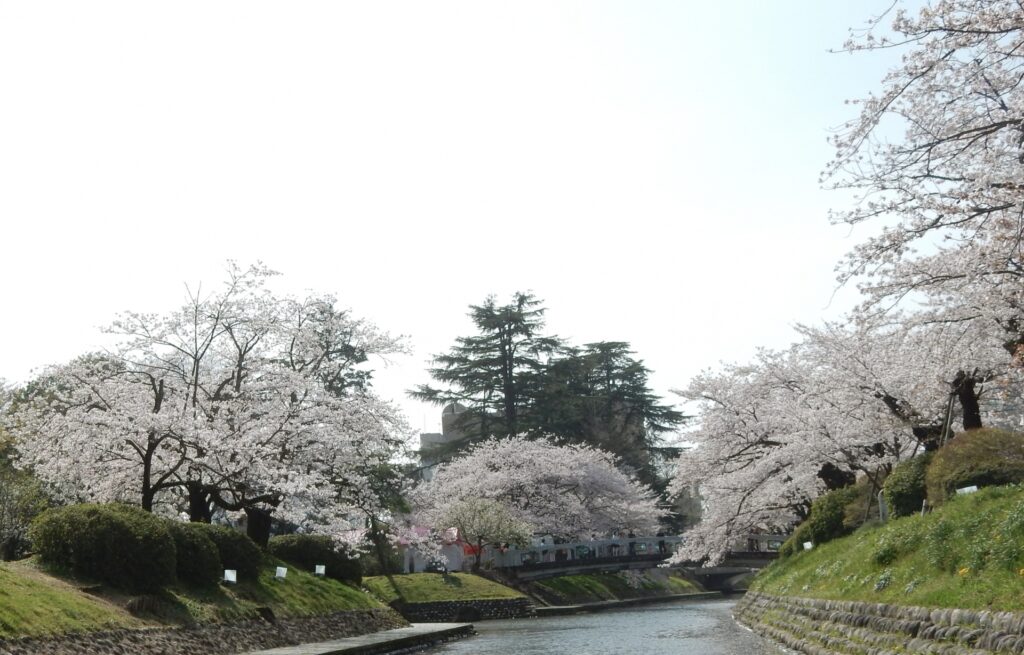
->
[805,485,861,545]
[779,485,862,559]
[190,523,263,580]
[884,453,933,517]
[165,521,222,586]
[359,546,404,577]
[268,534,362,584]
[926,428,1024,504]
[30,503,176,593]
[840,475,887,529]
[778,522,811,559]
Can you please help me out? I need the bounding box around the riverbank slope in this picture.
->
[736,484,1024,655]
[362,568,706,621]
[0,557,404,654]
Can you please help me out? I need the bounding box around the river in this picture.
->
[424,599,784,654]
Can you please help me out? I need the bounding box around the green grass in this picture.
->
[3,554,385,636]
[156,555,382,625]
[530,570,698,605]
[0,561,145,638]
[363,573,524,604]
[753,484,1024,610]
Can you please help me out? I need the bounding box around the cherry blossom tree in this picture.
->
[671,311,1024,563]
[828,1,1024,345]
[437,498,532,571]
[6,264,410,547]
[412,436,664,540]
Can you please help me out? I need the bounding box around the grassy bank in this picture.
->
[0,555,385,638]
[158,555,382,625]
[754,484,1024,610]
[0,561,144,638]
[363,573,525,604]
[526,570,699,605]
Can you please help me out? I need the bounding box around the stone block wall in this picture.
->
[393,597,535,622]
[736,591,1024,655]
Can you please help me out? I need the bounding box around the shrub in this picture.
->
[165,521,222,586]
[926,428,1024,504]
[268,534,362,584]
[778,522,811,559]
[778,485,862,559]
[190,523,263,580]
[359,546,404,577]
[884,453,933,517]
[30,503,176,593]
[805,485,862,546]
[840,475,887,530]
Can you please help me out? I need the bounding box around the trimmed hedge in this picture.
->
[926,428,1024,504]
[189,523,263,580]
[268,534,362,585]
[884,453,932,517]
[165,521,222,586]
[187,521,262,577]
[30,504,176,593]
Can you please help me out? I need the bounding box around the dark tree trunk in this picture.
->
[953,371,983,430]
[370,517,392,574]
[0,537,17,561]
[473,536,484,572]
[817,462,855,491]
[187,482,213,522]
[913,424,946,452]
[245,507,273,548]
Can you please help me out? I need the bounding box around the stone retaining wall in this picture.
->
[392,598,535,622]
[0,608,406,655]
[735,591,1024,655]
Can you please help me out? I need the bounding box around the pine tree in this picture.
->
[410,292,561,457]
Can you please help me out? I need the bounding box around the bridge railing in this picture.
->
[486,535,685,570]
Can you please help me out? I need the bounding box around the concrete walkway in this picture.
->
[243,623,474,655]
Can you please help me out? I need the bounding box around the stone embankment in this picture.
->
[390,597,535,622]
[736,591,1024,655]
[0,608,406,655]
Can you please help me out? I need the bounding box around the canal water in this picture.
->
[424,599,784,654]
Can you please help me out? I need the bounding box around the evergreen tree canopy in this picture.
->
[411,293,686,486]
[410,292,561,448]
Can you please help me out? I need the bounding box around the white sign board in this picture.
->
[224,569,237,584]
[275,566,288,579]
[315,565,326,577]
[956,485,979,495]
[803,541,814,550]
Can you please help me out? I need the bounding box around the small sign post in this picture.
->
[224,569,237,584]
[803,541,814,551]
[275,566,288,580]
[314,565,326,577]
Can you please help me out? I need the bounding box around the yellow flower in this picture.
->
[1018,568,1024,577]
[957,567,970,577]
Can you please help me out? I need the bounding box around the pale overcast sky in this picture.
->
[1,2,905,433]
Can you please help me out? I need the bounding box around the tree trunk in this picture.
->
[953,371,983,430]
[473,536,483,572]
[913,424,945,452]
[370,517,391,574]
[187,482,212,522]
[817,462,855,491]
[245,507,273,548]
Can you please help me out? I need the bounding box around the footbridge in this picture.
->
[488,534,785,589]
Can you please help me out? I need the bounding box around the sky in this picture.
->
[0,1,908,434]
